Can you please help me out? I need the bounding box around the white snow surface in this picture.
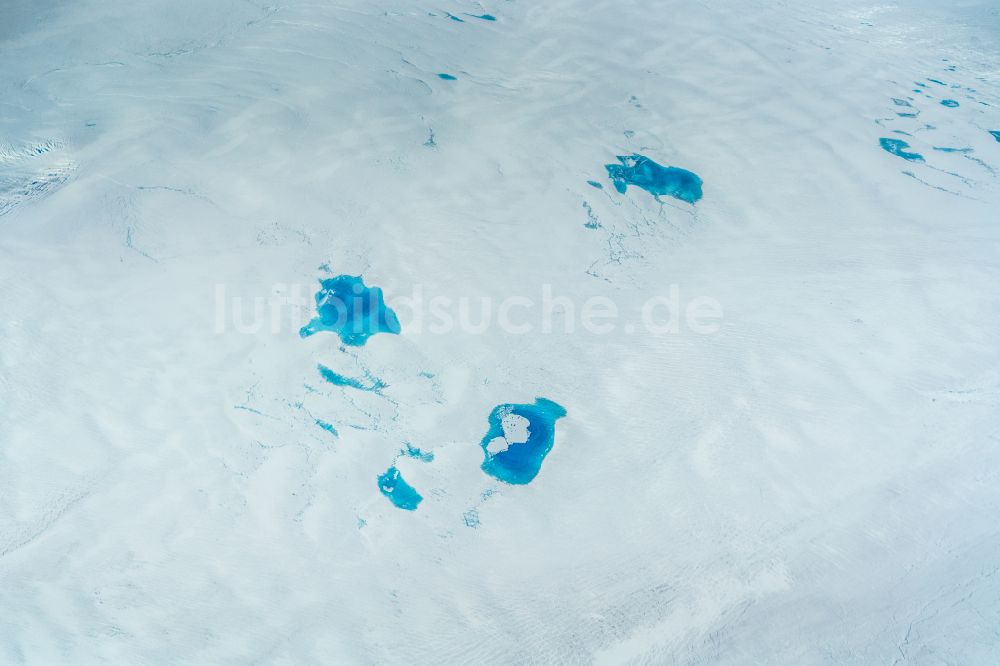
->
[2,0,1000,663]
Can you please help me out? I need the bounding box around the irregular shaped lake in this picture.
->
[377,466,423,510]
[317,364,386,392]
[605,155,703,203]
[299,275,401,345]
[880,138,924,162]
[402,443,434,462]
[480,398,567,485]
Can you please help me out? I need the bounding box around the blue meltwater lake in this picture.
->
[377,466,423,510]
[605,154,703,203]
[479,398,567,485]
[299,275,401,346]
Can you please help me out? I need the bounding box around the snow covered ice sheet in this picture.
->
[2,0,1000,663]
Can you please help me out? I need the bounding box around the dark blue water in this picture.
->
[468,13,496,21]
[299,275,401,345]
[991,131,1000,142]
[940,99,960,108]
[317,364,386,392]
[377,466,423,510]
[879,138,924,162]
[437,73,457,80]
[586,180,604,189]
[479,398,567,485]
[605,155,703,203]
[928,78,946,86]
